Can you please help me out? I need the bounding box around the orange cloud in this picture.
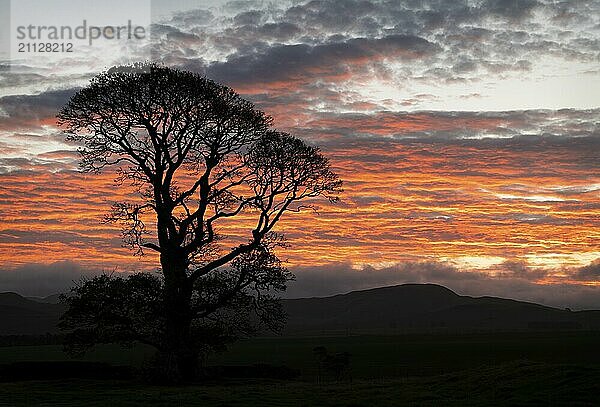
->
[0,132,598,284]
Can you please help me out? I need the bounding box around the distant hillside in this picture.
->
[282,284,600,335]
[0,292,65,335]
[26,294,62,305]
[2,284,600,336]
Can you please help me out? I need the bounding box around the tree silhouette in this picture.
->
[57,63,342,382]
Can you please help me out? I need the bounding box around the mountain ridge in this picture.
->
[0,292,65,335]
[1,284,599,336]
[281,283,600,334]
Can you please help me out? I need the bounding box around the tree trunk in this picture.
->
[158,250,198,383]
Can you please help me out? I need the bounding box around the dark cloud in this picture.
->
[287,261,462,298]
[170,8,215,27]
[4,0,593,114]
[283,0,378,32]
[483,0,541,20]
[137,0,600,114]
[287,261,600,310]
[205,34,439,87]
[0,261,102,297]
[0,88,78,131]
[4,259,598,309]
[0,72,48,90]
[0,155,78,174]
[292,109,600,147]
[497,260,548,279]
[251,21,302,39]
[572,260,600,281]
[153,3,584,87]
[233,10,265,26]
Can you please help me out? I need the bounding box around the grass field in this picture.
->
[1,361,598,406]
[1,331,599,406]
[211,331,600,379]
[1,331,598,379]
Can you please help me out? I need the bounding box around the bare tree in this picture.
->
[57,63,342,381]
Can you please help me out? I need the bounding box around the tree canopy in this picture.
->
[57,62,342,381]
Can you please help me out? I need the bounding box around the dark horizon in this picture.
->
[3,272,600,311]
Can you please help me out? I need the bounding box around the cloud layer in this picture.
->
[2,260,599,311]
[287,261,600,310]
[0,0,598,302]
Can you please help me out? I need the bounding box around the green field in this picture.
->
[1,332,599,406]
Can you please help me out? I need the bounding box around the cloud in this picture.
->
[0,88,78,132]
[292,109,600,148]
[5,0,600,119]
[149,0,600,93]
[483,0,541,20]
[233,10,265,26]
[0,261,102,297]
[205,34,439,89]
[287,260,600,310]
[0,106,597,277]
[1,0,599,308]
[572,260,600,281]
[3,259,598,309]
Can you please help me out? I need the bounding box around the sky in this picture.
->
[0,0,599,308]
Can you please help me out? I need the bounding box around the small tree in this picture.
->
[57,63,341,382]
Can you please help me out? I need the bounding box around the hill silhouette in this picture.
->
[282,283,600,334]
[1,284,600,336]
[0,292,65,335]
[26,294,61,305]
